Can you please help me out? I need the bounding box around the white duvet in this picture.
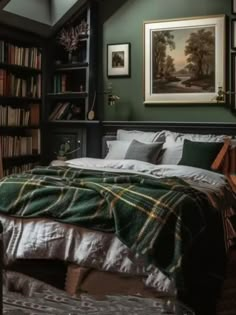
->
[66,157,226,186]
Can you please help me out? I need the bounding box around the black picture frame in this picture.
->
[107,43,131,78]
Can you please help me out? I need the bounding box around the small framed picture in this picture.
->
[107,43,131,78]
[232,0,236,14]
[232,19,236,49]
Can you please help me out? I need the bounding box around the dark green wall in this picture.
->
[101,0,236,122]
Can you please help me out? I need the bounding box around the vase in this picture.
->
[68,52,72,63]
[57,156,67,161]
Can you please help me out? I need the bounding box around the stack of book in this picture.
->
[0,70,41,98]
[49,102,83,120]
[0,41,42,69]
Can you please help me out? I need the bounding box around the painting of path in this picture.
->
[152,26,215,94]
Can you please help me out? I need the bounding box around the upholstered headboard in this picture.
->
[101,121,236,169]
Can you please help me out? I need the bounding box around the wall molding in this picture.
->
[102,120,236,135]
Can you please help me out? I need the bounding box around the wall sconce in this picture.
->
[216,86,236,103]
[107,94,120,106]
[104,82,120,106]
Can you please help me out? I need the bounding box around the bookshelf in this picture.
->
[43,1,99,162]
[0,25,42,177]
[46,3,95,123]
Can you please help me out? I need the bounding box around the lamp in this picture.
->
[216,86,236,103]
[104,82,120,106]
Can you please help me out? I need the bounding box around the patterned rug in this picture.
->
[3,272,194,315]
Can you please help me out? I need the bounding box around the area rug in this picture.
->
[2,271,194,315]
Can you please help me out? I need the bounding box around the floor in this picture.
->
[2,271,194,315]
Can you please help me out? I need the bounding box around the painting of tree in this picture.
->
[152,26,215,94]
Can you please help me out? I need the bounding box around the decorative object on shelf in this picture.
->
[79,19,89,35]
[58,26,80,63]
[87,91,96,120]
[56,140,80,160]
[107,43,131,78]
[143,15,225,104]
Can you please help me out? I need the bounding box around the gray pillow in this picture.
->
[125,140,163,164]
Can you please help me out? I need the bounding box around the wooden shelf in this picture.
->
[0,62,41,73]
[55,62,88,71]
[47,92,88,99]
[0,96,41,102]
[78,34,88,41]
[0,125,40,130]
[3,154,41,162]
[47,120,100,125]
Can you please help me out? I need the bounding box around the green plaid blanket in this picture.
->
[0,166,227,291]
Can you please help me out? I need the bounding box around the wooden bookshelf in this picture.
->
[0,25,42,177]
[41,2,99,163]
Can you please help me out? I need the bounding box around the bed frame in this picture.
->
[102,120,236,136]
[5,120,236,315]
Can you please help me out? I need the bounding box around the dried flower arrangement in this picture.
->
[58,26,80,53]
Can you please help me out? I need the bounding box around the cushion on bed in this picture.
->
[164,130,228,144]
[178,139,224,170]
[125,140,163,164]
[105,140,131,159]
[157,142,183,165]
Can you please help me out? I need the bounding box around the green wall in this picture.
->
[102,0,236,122]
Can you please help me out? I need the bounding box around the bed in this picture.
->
[1,122,236,315]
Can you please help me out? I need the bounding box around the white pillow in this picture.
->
[158,142,183,165]
[164,130,228,144]
[117,129,165,142]
[105,140,131,159]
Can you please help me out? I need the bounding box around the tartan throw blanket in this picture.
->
[0,166,230,292]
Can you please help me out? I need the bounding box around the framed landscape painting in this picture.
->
[143,15,225,104]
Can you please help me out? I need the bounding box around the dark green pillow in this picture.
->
[178,139,224,170]
[125,140,163,164]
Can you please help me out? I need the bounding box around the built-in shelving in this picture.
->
[0,28,42,177]
[42,1,99,163]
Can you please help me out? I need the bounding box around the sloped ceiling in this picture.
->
[0,0,87,37]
